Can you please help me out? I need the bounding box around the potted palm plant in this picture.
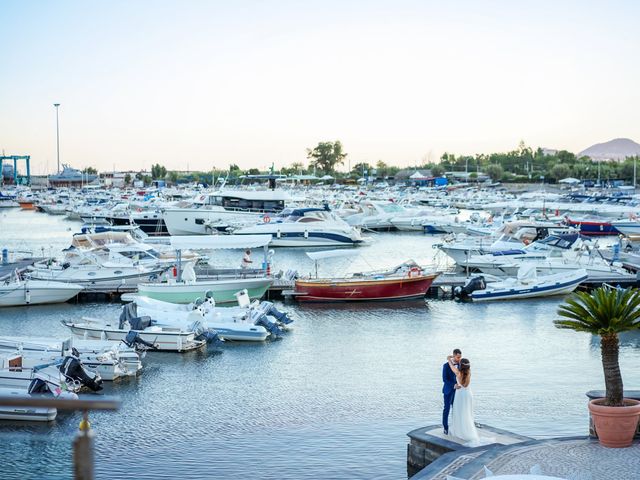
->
[556,286,640,447]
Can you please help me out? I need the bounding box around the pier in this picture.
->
[409,390,640,479]
[408,424,640,479]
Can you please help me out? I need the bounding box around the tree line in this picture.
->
[89,140,640,186]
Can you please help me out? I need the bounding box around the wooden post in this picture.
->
[74,410,94,480]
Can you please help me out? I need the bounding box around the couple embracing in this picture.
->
[441,348,480,445]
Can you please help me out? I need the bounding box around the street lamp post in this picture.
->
[54,103,61,174]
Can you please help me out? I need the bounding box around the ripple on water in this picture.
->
[0,212,639,478]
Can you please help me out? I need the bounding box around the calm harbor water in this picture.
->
[1,208,640,479]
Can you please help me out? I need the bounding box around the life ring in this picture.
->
[263,214,271,223]
[408,267,422,278]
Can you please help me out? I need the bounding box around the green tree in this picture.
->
[142,175,152,185]
[82,167,98,175]
[124,173,131,185]
[431,164,445,177]
[167,171,179,183]
[306,141,347,174]
[351,162,371,177]
[151,164,167,180]
[549,164,571,181]
[485,164,504,181]
[556,287,640,406]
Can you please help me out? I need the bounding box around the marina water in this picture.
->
[2,209,640,479]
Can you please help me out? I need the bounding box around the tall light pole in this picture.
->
[54,103,61,174]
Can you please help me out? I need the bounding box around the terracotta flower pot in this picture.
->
[588,398,640,448]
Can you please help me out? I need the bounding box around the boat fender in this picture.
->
[277,229,281,239]
[24,288,30,304]
[304,229,308,239]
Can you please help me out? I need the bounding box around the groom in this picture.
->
[442,348,462,435]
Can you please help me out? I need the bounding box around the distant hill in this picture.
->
[578,138,640,161]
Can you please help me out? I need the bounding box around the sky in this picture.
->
[1,0,639,174]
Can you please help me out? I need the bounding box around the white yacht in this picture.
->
[163,190,291,235]
[28,251,167,289]
[339,200,407,231]
[230,207,365,247]
[0,277,84,307]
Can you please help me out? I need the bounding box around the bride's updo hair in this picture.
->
[459,358,471,386]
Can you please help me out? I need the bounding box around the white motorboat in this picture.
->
[0,277,84,307]
[611,219,640,236]
[341,200,406,230]
[28,259,166,289]
[131,291,292,341]
[231,207,365,247]
[0,352,103,393]
[163,189,291,235]
[61,309,214,352]
[0,354,78,421]
[455,267,587,302]
[458,233,585,275]
[0,336,143,380]
[438,222,576,264]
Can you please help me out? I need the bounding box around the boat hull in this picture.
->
[294,274,438,302]
[0,389,56,421]
[0,281,84,307]
[565,218,620,236]
[470,273,587,302]
[64,320,205,352]
[137,278,273,304]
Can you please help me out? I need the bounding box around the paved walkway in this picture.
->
[421,437,640,479]
[473,438,640,479]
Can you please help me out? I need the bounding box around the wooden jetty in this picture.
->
[0,257,44,281]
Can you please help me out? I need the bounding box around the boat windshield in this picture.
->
[380,203,404,213]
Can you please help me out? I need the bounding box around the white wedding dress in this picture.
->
[449,385,480,445]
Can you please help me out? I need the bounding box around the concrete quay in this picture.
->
[409,422,640,480]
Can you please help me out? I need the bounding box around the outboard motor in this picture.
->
[259,301,293,325]
[190,320,223,346]
[59,355,103,392]
[454,276,486,299]
[250,309,284,338]
[123,330,158,350]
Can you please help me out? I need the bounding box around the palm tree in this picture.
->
[556,287,640,406]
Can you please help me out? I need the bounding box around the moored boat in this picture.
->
[292,254,440,302]
[0,278,84,307]
[454,266,588,302]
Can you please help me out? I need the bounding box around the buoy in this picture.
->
[408,267,421,278]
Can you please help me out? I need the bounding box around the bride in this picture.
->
[447,355,480,444]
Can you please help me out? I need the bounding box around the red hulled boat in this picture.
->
[293,261,440,302]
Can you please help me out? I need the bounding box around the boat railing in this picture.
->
[0,395,120,480]
[194,267,268,280]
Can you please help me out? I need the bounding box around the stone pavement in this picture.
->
[419,437,640,479]
[471,437,640,479]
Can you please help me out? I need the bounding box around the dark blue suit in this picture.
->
[442,362,458,432]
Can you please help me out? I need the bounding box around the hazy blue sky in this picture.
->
[1,1,638,174]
